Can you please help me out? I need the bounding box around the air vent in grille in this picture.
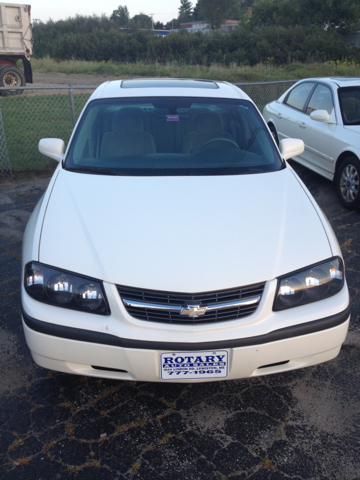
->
[117,283,265,324]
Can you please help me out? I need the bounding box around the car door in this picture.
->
[275,82,316,140]
[294,83,337,177]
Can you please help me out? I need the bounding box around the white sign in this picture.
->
[160,350,228,380]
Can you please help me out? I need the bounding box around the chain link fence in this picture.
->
[234,79,298,112]
[0,80,298,178]
[0,85,96,177]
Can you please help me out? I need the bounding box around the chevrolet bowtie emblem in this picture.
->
[180,304,207,318]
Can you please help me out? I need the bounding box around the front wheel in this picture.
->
[336,156,360,209]
[0,65,26,96]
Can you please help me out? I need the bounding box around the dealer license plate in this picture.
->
[160,350,228,380]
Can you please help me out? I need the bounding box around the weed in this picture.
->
[85,460,101,468]
[9,438,24,450]
[262,457,275,470]
[65,423,74,435]
[131,462,141,473]
[43,441,56,452]
[14,457,30,466]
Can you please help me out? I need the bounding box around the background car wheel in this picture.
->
[0,65,25,96]
[336,156,360,209]
[269,124,279,145]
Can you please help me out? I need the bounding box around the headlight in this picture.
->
[273,257,344,311]
[24,262,110,315]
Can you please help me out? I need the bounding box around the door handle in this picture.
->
[299,122,306,129]
[277,113,282,118]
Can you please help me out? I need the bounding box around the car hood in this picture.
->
[39,168,331,292]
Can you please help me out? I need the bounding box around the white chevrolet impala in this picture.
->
[21,79,350,383]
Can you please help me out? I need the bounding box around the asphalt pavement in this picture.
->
[0,162,359,480]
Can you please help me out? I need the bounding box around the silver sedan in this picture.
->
[263,77,360,209]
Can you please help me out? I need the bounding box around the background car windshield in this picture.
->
[338,87,360,125]
[65,97,282,176]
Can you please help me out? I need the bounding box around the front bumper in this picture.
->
[22,306,350,382]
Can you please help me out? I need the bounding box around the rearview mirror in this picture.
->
[38,138,65,162]
[310,109,330,122]
[279,138,304,161]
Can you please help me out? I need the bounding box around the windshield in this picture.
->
[338,87,360,125]
[65,97,282,176]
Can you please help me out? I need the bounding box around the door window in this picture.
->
[306,84,334,115]
[285,82,315,111]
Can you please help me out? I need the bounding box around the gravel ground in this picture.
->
[0,162,359,480]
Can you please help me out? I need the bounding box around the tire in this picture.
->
[336,156,360,209]
[0,65,25,96]
[269,124,279,146]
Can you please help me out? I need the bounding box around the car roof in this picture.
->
[90,78,251,101]
[297,77,360,88]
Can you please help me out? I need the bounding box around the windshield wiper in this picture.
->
[65,166,123,176]
[215,128,262,174]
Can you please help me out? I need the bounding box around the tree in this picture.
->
[165,18,181,29]
[178,0,193,19]
[297,0,360,33]
[227,0,244,21]
[110,5,130,27]
[250,0,300,28]
[250,0,360,33]
[197,0,237,28]
[131,13,152,29]
[192,3,200,21]
[154,21,165,29]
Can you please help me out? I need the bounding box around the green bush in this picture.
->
[33,14,356,67]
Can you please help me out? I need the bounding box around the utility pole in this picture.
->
[149,13,154,29]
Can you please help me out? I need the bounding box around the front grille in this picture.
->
[117,282,265,324]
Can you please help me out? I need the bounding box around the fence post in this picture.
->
[69,86,76,127]
[0,109,12,177]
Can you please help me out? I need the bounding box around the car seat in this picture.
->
[182,112,233,153]
[100,109,156,157]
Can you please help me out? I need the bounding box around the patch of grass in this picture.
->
[0,90,90,171]
[32,57,360,82]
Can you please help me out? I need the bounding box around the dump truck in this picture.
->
[0,3,32,92]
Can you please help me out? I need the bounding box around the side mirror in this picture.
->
[310,109,330,122]
[279,138,304,161]
[38,138,65,162]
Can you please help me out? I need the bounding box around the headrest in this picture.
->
[342,97,358,112]
[195,113,223,134]
[113,109,144,134]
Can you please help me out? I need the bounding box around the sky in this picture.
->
[30,0,181,25]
